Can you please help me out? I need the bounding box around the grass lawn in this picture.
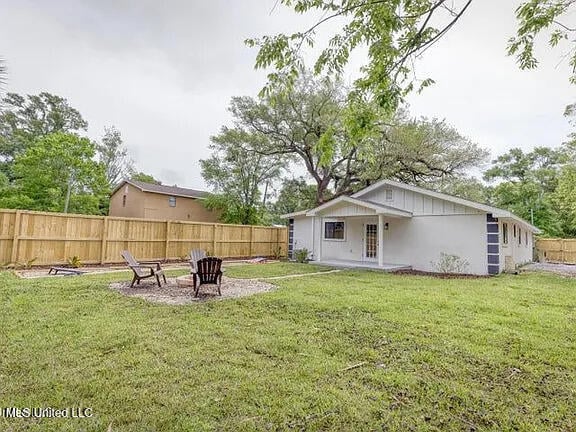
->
[224,262,332,278]
[1,267,575,431]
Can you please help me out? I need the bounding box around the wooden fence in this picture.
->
[0,209,288,266]
[536,238,576,264]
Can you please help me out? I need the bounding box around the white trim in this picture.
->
[306,196,412,218]
[323,219,347,241]
[280,210,309,218]
[352,179,540,233]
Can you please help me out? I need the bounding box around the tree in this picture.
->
[0,132,108,215]
[222,73,487,205]
[201,130,286,225]
[483,147,567,235]
[130,172,162,184]
[247,0,473,112]
[509,0,576,84]
[428,176,489,203]
[272,177,318,216]
[96,126,134,187]
[248,1,576,114]
[0,92,88,177]
[551,165,576,236]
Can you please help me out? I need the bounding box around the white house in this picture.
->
[284,179,540,275]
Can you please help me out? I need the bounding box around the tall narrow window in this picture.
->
[122,195,127,207]
[525,231,528,246]
[502,223,508,244]
[385,189,393,201]
[168,196,176,207]
[513,225,516,238]
[519,228,522,245]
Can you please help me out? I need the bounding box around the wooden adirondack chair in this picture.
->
[193,257,223,297]
[189,249,207,274]
[121,250,166,288]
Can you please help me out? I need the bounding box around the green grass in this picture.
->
[1,266,575,431]
[224,262,332,278]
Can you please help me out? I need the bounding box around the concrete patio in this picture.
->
[314,259,411,272]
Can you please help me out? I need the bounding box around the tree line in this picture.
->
[0,91,159,215]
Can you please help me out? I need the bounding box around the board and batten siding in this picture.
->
[361,186,484,216]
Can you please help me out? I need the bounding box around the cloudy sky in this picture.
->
[1,0,574,190]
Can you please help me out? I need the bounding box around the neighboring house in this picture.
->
[284,179,540,275]
[109,180,219,222]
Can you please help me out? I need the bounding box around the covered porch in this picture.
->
[306,196,413,268]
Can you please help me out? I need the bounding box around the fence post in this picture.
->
[165,220,171,261]
[10,210,22,264]
[100,217,109,264]
[249,226,254,257]
[212,224,218,256]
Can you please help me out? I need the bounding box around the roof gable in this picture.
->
[306,196,412,218]
[352,179,540,233]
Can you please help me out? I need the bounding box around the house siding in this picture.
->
[292,216,314,258]
[379,214,487,274]
[108,183,146,218]
[109,185,219,222]
[500,218,534,271]
[362,187,484,216]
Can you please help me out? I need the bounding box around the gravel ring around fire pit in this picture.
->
[109,276,277,305]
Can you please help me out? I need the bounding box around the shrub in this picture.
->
[293,248,309,263]
[432,253,469,274]
[67,256,82,268]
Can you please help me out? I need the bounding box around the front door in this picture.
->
[364,223,378,261]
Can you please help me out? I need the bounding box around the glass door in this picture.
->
[364,223,378,260]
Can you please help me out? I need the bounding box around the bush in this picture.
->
[432,253,469,274]
[293,248,310,263]
[67,256,82,268]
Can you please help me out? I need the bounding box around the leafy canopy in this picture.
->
[0,132,108,214]
[248,0,576,113]
[201,129,286,225]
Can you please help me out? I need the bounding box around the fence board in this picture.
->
[0,209,287,266]
[537,238,576,264]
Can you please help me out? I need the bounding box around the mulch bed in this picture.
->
[391,269,490,279]
[109,276,277,305]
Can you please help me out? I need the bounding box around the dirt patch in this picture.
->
[14,260,279,279]
[109,276,277,305]
[391,269,490,279]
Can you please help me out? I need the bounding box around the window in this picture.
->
[519,228,522,245]
[513,225,516,238]
[122,195,127,207]
[502,223,508,244]
[385,188,393,201]
[324,221,345,240]
[525,231,528,246]
[168,196,176,207]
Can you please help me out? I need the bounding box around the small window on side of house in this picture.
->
[169,196,176,207]
[519,228,522,245]
[525,231,528,246]
[122,195,127,207]
[324,221,345,240]
[502,223,508,244]
[385,188,393,201]
[513,225,516,238]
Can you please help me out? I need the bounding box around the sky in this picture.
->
[0,0,574,190]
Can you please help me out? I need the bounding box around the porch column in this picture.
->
[317,217,322,261]
[378,214,384,267]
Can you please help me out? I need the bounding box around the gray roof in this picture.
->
[114,179,208,199]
